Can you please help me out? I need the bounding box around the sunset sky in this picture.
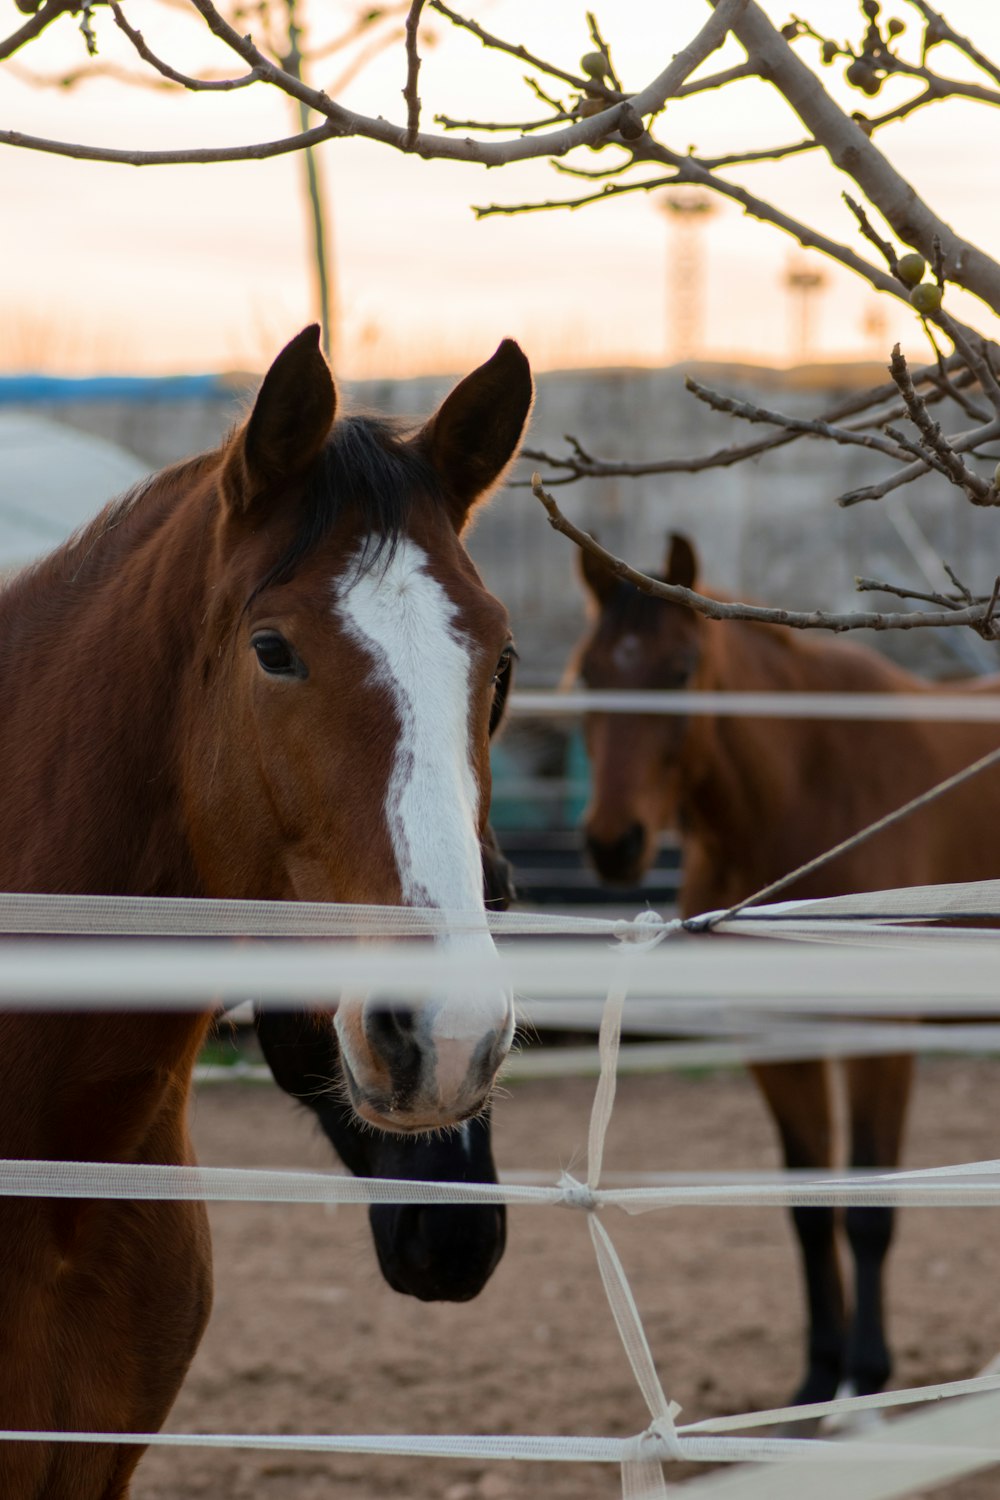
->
[3,0,999,379]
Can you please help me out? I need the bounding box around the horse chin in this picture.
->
[370,1204,506,1302]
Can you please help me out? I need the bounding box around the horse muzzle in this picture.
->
[334,986,514,1133]
[584,820,650,887]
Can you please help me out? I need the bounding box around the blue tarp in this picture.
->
[0,374,238,406]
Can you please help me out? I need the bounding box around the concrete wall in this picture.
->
[17,363,1000,684]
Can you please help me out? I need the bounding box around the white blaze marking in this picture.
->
[612,633,642,673]
[334,536,485,915]
[333,536,512,1106]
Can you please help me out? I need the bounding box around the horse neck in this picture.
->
[677,616,915,863]
[0,464,219,899]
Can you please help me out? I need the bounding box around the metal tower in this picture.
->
[658,190,716,364]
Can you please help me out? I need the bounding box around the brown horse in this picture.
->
[573,532,1000,1412]
[0,325,532,1499]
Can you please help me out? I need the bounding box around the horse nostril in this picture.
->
[585,822,647,884]
[363,1005,422,1075]
[621,822,645,866]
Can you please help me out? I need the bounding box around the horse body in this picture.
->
[0,327,532,1497]
[675,617,1000,907]
[575,534,1000,1410]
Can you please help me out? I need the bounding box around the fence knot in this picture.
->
[557,1171,599,1212]
[627,1409,684,1463]
[680,908,724,934]
[611,910,679,951]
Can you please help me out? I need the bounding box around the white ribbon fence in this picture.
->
[3,882,1000,1497]
[507,689,1000,722]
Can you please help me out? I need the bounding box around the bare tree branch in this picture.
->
[585,11,621,92]
[905,0,1000,87]
[0,0,76,64]
[672,60,756,96]
[7,0,1000,605]
[403,0,427,148]
[436,109,572,134]
[427,0,621,102]
[684,376,917,464]
[713,0,1000,316]
[841,417,1000,506]
[888,344,1000,504]
[531,474,996,635]
[0,0,738,171]
[108,3,261,92]
[522,354,976,485]
[0,120,341,167]
[854,576,975,609]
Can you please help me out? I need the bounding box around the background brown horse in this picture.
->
[0,325,531,1499]
[573,531,1000,1414]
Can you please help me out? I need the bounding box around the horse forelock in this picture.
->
[247,414,445,601]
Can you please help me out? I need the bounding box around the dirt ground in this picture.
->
[134,1057,1000,1500]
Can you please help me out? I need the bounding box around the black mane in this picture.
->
[253,414,444,598]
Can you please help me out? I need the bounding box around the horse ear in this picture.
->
[578,533,619,606]
[222,325,336,514]
[420,340,533,529]
[664,533,698,590]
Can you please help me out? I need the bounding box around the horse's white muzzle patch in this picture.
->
[333,934,513,1132]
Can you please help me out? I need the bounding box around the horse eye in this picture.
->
[489,646,515,736]
[493,647,514,687]
[251,631,303,679]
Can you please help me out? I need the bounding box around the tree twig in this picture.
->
[402,0,427,148]
[715,0,1000,316]
[522,353,977,485]
[0,0,736,171]
[427,0,622,101]
[905,0,1000,88]
[0,0,73,65]
[684,376,916,463]
[854,577,972,609]
[888,344,998,503]
[0,120,342,167]
[531,474,995,634]
[109,3,261,91]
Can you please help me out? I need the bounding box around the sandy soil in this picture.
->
[134,1058,1000,1500]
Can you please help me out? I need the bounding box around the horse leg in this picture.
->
[750,1061,845,1408]
[842,1053,914,1398]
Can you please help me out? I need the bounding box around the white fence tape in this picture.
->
[0,891,649,939]
[4,893,1000,1494]
[3,1156,1000,1211]
[509,690,1000,722]
[0,1420,996,1467]
[1,877,999,943]
[3,933,1000,1011]
[678,1391,1000,1498]
[196,1013,1000,1084]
